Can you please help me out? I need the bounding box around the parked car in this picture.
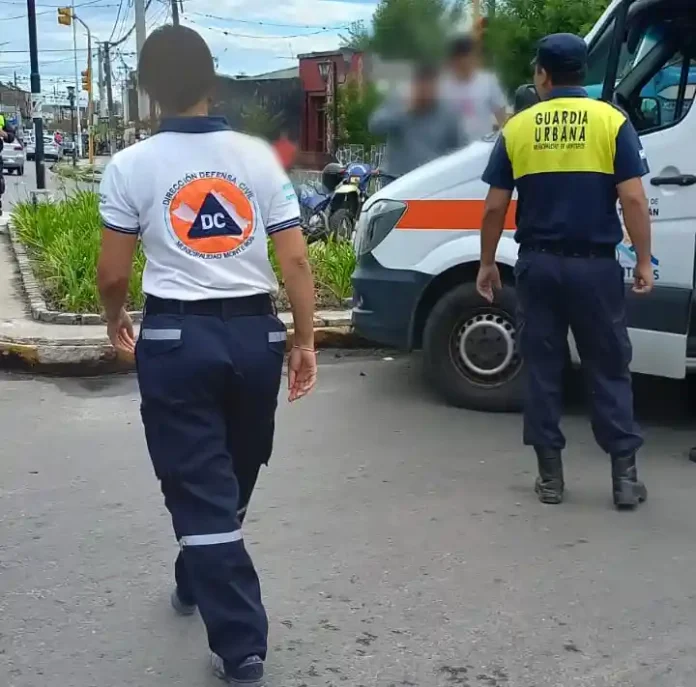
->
[2,140,25,175]
[25,134,35,160]
[62,140,77,158]
[42,137,63,161]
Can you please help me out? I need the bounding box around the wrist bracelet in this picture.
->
[293,345,316,353]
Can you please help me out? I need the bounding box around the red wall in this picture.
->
[299,51,364,157]
[300,52,363,92]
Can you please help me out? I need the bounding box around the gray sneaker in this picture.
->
[211,653,265,685]
[170,589,197,616]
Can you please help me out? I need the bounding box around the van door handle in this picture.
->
[650,174,696,187]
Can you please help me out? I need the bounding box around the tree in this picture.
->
[340,20,371,51]
[370,0,465,63]
[484,0,610,93]
[240,101,284,139]
[337,78,383,147]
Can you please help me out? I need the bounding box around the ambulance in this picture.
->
[352,0,696,411]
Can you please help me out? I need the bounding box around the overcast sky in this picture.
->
[0,0,377,97]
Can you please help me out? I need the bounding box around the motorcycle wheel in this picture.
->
[328,208,354,241]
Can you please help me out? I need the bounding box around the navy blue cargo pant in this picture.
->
[515,249,643,457]
[135,297,286,668]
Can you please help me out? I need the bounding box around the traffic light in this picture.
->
[57,6,72,25]
[81,68,91,93]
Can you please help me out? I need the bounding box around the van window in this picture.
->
[584,18,650,88]
[614,18,696,134]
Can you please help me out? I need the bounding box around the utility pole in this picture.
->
[81,34,93,164]
[121,67,128,124]
[103,41,116,154]
[97,43,106,117]
[67,85,76,167]
[171,0,179,26]
[28,0,45,189]
[134,0,148,122]
[70,0,83,158]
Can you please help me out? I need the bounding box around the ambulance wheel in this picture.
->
[423,282,523,412]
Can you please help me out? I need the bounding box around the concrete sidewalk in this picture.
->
[0,220,358,373]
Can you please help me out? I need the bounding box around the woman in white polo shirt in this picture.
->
[96,25,316,686]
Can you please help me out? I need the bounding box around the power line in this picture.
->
[187,11,350,31]
[108,0,126,41]
[0,0,115,7]
[1,47,92,52]
[184,16,344,40]
[110,0,153,46]
[1,4,117,19]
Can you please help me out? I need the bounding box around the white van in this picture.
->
[352,0,696,412]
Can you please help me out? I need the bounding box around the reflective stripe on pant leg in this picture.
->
[180,530,243,547]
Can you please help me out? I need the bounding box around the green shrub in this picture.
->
[309,237,356,303]
[12,191,355,313]
[13,190,146,312]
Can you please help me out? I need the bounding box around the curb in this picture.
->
[0,326,368,376]
[8,223,142,325]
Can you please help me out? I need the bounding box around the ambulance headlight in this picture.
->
[354,199,406,256]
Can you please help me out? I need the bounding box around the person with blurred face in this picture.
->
[369,63,464,178]
[442,34,508,141]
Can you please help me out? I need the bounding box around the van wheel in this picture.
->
[423,282,523,412]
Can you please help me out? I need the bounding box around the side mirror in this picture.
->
[514,84,540,113]
[640,97,661,127]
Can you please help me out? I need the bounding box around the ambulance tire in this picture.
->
[423,282,523,412]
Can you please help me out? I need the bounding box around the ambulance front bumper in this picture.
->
[351,252,428,350]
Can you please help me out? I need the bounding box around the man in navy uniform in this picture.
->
[476,33,654,510]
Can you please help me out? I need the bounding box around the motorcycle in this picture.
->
[328,161,375,239]
[296,181,333,244]
[296,162,377,243]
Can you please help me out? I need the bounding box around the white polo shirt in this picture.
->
[99,116,300,300]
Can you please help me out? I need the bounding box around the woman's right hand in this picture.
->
[288,346,317,402]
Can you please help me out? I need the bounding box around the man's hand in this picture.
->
[0,130,7,141]
[288,346,317,402]
[632,260,654,295]
[107,308,135,354]
[476,263,502,303]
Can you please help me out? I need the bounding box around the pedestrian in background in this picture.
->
[441,34,508,142]
[96,24,316,685]
[369,62,464,179]
[476,33,652,510]
[0,114,16,216]
[273,130,298,173]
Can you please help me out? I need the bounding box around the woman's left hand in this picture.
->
[107,308,136,354]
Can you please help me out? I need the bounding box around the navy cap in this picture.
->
[533,33,588,75]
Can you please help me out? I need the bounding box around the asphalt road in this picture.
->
[2,353,696,687]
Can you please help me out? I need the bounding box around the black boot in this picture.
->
[611,453,647,509]
[534,448,564,504]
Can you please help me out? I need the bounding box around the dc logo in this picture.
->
[199,212,229,232]
[166,176,255,257]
